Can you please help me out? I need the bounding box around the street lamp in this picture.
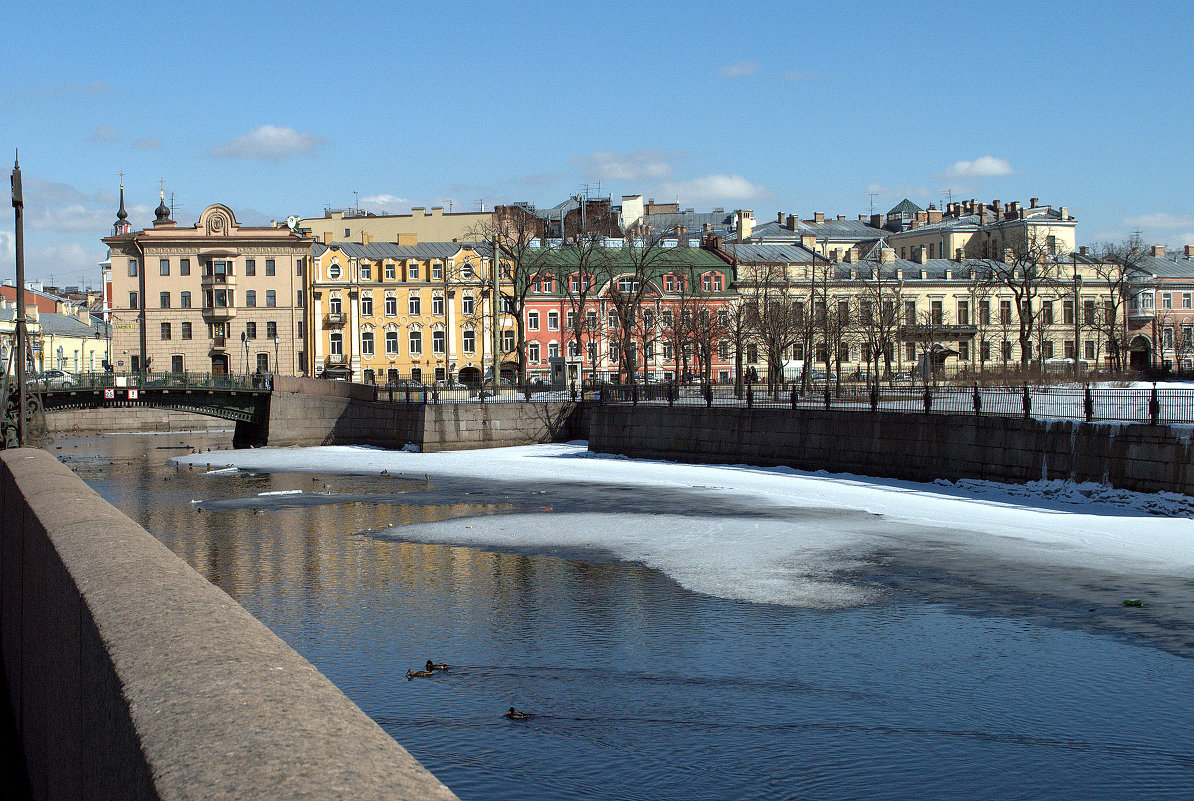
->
[241,331,247,374]
[273,336,280,374]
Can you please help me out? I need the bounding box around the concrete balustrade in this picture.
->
[0,448,459,800]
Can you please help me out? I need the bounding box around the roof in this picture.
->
[523,246,729,270]
[738,218,883,243]
[720,243,819,263]
[313,241,494,260]
[1137,254,1194,279]
[887,198,924,217]
[37,312,106,338]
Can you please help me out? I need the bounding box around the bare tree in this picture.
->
[854,255,903,385]
[599,226,678,385]
[1093,235,1149,372]
[985,229,1063,371]
[740,261,804,397]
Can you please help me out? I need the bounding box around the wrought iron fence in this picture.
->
[26,371,270,392]
[597,380,1190,425]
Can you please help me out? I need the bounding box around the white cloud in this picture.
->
[210,125,323,160]
[1122,213,1194,230]
[131,137,162,150]
[28,204,114,232]
[0,231,14,269]
[88,125,120,144]
[26,243,106,281]
[660,174,768,204]
[720,61,759,78]
[942,156,1012,179]
[360,194,409,207]
[571,150,676,182]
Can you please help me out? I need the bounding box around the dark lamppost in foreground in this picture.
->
[11,152,27,445]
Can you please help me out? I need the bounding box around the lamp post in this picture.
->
[241,331,247,374]
[273,336,280,374]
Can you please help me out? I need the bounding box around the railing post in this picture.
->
[1022,385,1031,419]
[570,380,578,403]
[823,387,831,410]
[922,387,932,414]
[703,382,713,407]
[632,383,639,406]
[1150,382,1160,426]
[869,383,879,413]
[972,383,981,415]
[667,382,675,407]
[746,385,754,408]
[790,386,798,410]
[1084,384,1093,422]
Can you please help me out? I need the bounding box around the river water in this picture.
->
[54,431,1194,800]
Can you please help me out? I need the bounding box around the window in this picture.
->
[569,340,580,357]
[1063,300,1074,325]
[408,262,420,281]
[328,264,341,280]
[1184,326,1193,347]
[181,322,192,340]
[956,301,969,326]
[297,321,304,339]
[385,331,399,355]
[664,275,676,292]
[1084,340,1096,360]
[329,296,342,315]
[978,300,990,326]
[528,342,540,362]
[431,262,442,280]
[462,295,475,315]
[502,295,515,314]
[245,259,256,276]
[618,277,641,294]
[212,260,230,277]
[1000,300,1012,325]
[361,295,373,316]
[266,290,276,307]
[257,353,270,372]
[129,291,138,308]
[128,259,138,276]
[345,228,351,237]
[839,300,852,325]
[717,309,729,326]
[608,311,618,330]
[432,330,445,354]
[179,258,190,276]
[385,263,396,280]
[1042,340,1054,359]
[549,342,560,359]
[981,339,990,361]
[432,295,444,315]
[385,295,397,316]
[409,329,422,354]
[1042,301,1053,326]
[463,330,475,353]
[160,258,170,276]
[903,301,916,325]
[1084,300,1096,326]
[180,291,191,309]
[958,341,970,361]
[246,322,257,339]
[1162,293,1173,310]
[266,321,277,339]
[718,341,730,360]
[528,311,539,330]
[245,290,256,307]
[265,259,275,276]
[329,332,343,355]
[360,262,372,281]
[160,292,170,308]
[214,289,229,308]
[296,258,304,276]
[409,295,421,315]
[1002,340,1013,361]
[1184,294,1192,310]
[502,330,515,352]
[747,344,758,363]
[1065,340,1075,359]
[160,322,171,340]
[1163,327,1175,348]
[171,355,184,373]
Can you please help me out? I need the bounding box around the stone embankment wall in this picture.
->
[589,406,1194,495]
[264,377,583,451]
[0,448,459,800]
[45,406,232,434]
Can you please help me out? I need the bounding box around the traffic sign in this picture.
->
[103,389,115,399]
[127,389,139,400]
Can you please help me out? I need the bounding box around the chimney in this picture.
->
[883,249,897,265]
[955,248,964,261]
[914,245,928,264]
[870,213,883,229]
[1079,246,1089,256]
[323,232,333,244]
[992,200,1001,213]
[858,214,867,221]
[786,214,797,229]
[1019,208,1026,219]
[845,247,856,263]
[702,223,711,233]
[1059,206,1068,220]
[814,212,825,223]
[1030,197,1039,208]
[945,267,953,280]
[676,226,687,245]
[361,231,373,245]
[1004,248,1014,262]
[837,215,845,221]
[848,268,857,279]
[927,207,942,224]
[736,210,754,241]
[1151,245,1165,257]
[800,233,817,250]
[778,212,785,224]
[830,250,839,262]
[1185,245,1193,259]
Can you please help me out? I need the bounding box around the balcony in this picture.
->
[201,273,236,289]
[898,324,978,342]
[324,311,347,327]
[1128,304,1154,324]
[325,353,347,366]
[202,305,237,321]
[211,336,227,351]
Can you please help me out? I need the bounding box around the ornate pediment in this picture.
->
[196,204,239,236]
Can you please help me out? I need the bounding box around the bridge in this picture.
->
[28,372,272,424]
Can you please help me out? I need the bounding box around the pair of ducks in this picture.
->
[406,660,449,680]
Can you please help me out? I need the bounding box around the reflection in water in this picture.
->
[56,432,1194,801]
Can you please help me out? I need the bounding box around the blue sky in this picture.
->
[2,0,1191,285]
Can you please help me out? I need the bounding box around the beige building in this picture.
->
[102,192,313,375]
[307,240,516,384]
[299,207,491,247]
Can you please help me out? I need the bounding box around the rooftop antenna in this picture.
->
[868,193,877,216]
[353,191,359,215]
[476,198,484,212]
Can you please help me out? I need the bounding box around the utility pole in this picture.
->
[491,235,501,384]
[11,153,27,445]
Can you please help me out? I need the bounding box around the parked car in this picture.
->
[28,369,75,388]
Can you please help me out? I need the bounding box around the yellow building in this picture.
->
[299,206,490,247]
[307,240,517,384]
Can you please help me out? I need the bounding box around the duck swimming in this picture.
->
[406,668,435,680]
[425,660,450,672]
[503,707,533,720]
